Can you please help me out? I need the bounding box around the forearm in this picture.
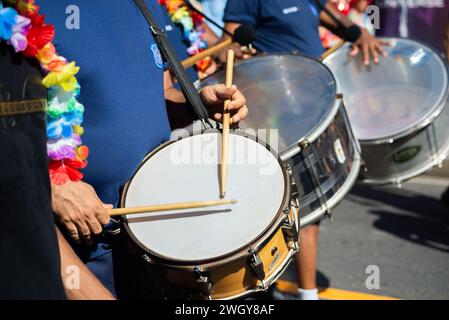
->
[165,87,187,105]
[163,70,187,104]
[222,22,240,42]
[56,227,115,300]
[164,71,197,129]
[201,22,220,47]
[319,2,355,38]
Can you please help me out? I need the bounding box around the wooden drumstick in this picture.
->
[220,49,235,199]
[182,38,233,68]
[109,199,238,217]
[320,39,345,61]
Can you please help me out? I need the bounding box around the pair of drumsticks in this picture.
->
[114,42,344,217]
[110,50,236,217]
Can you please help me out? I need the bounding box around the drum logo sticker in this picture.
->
[391,145,421,163]
[334,138,346,164]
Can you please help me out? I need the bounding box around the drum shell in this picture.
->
[360,94,449,184]
[162,207,298,300]
[283,99,361,227]
[120,206,299,300]
[119,131,299,299]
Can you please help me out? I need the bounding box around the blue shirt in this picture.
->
[223,0,327,58]
[39,0,171,206]
[39,0,172,261]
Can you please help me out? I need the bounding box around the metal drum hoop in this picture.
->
[120,129,294,270]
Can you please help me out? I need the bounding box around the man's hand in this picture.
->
[200,84,248,124]
[52,181,112,244]
[218,43,257,63]
[350,28,389,65]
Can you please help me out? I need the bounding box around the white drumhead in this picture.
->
[123,133,287,262]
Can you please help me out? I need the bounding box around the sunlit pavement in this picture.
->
[275,176,449,300]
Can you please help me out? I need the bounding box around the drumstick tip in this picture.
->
[230,199,238,204]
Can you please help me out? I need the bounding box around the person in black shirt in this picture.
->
[0,42,66,299]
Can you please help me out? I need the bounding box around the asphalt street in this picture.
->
[279,177,449,300]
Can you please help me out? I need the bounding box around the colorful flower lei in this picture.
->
[0,0,88,185]
[159,0,212,72]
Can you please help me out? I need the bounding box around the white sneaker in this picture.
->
[298,288,319,300]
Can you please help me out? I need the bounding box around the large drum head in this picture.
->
[199,54,337,150]
[324,38,448,141]
[122,133,288,262]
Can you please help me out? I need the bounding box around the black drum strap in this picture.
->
[133,0,213,129]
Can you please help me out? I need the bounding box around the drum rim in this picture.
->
[197,53,341,155]
[299,151,362,227]
[323,37,449,143]
[120,130,293,267]
[282,101,362,226]
[359,124,449,185]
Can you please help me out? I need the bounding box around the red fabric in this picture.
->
[23,14,55,57]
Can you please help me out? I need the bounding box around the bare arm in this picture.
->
[201,22,220,47]
[164,70,186,104]
[163,70,195,129]
[219,22,256,62]
[319,1,353,36]
[57,227,115,300]
[164,71,186,104]
[224,22,241,38]
[320,1,387,65]
[52,180,111,245]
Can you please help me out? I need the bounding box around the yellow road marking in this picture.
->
[275,279,400,300]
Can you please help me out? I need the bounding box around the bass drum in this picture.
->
[324,37,449,185]
[198,54,361,227]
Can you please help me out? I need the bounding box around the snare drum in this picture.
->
[324,38,449,185]
[198,54,361,227]
[120,131,299,300]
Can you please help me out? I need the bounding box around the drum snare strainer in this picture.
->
[121,131,299,300]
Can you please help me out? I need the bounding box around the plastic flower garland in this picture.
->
[0,0,88,185]
[159,0,212,72]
